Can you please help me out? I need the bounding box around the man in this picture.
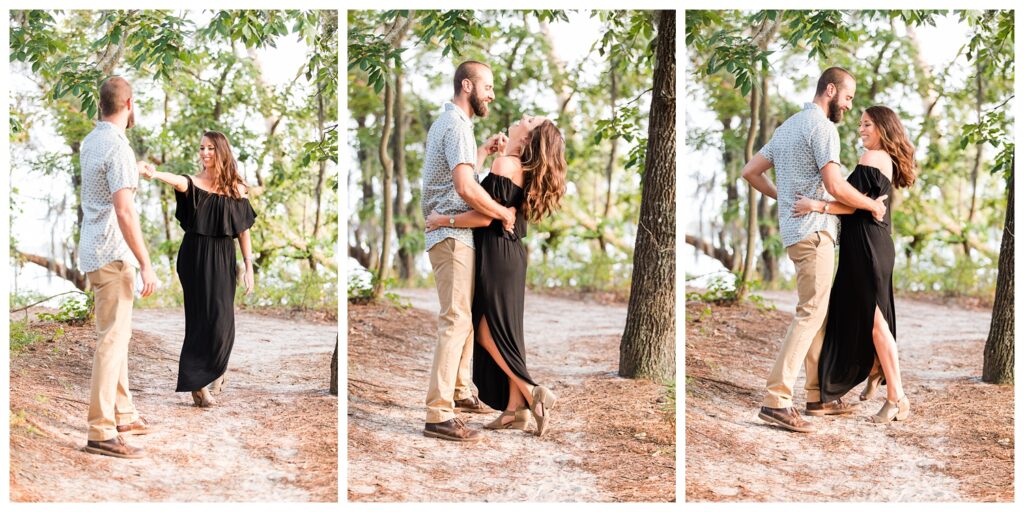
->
[742,67,887,433]
[421,61,515,442]
[79,76,159,457]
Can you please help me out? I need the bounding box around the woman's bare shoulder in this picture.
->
[859,150,893,179]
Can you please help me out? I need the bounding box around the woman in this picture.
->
[793,105,916,423]
[141,131,257,407]
[425,115,567,436]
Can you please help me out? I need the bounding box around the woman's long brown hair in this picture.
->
[865,106,916,189]
[201,131,247,199]
[520,120,567,222]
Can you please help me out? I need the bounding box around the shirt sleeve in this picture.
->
[811,122,842,171]
[444,121,477,172]
[757,135,774,163]
[106,143,138,194]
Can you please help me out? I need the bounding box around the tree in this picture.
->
[619,10,675,381]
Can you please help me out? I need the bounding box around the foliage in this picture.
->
[35,292,94,324]
[9,319,64,353]
[349,10,657,295]
[686,10,1013,297]
[9,10,338,311]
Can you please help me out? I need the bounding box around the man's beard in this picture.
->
[827,96,844,123]
[469,90,488,117]
[126,108,136,129]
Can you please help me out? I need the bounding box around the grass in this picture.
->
[9,319,49,353]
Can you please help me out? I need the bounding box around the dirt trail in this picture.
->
[347,289,676,502]
[686,291,1013,502]
[10,308,338,502]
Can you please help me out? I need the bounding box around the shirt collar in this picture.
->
[96,120,128,140]
[443,101,472,124]
[803,102,827,118]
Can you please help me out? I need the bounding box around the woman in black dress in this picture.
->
[793,106,916,423]
[141,131,256,407]
[426,115,567,436]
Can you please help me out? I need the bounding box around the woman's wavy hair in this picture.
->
[519,120,567,222]
[200,131,247,199]
[865,106,916,189]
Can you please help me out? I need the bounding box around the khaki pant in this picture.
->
[424,238,476,423]
[763,231,835,409]
[87,260,139,441]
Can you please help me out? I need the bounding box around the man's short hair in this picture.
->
[815,67,854,96]
[99,76,132,118]
[453,61,490,96]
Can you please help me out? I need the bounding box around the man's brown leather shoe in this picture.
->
[805,397,860,416]
[85,435,145,459]
[758,406,814,433]
[453,395,488,413]
[116,416,155,436]
[423,417,482,442]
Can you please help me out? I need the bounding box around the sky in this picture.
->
[9,10,316,301]
[683,12,983,287]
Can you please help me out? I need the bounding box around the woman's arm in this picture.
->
[238,230,254,295]
[140,163,189,192]
[425,209,505,231]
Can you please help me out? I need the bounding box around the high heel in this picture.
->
[870,395,910,423]
[484,407,530,430]
[530,386,557,436]
[860,371,884,401]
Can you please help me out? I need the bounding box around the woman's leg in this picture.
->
[477,316,533,408]
[871,306,904,402]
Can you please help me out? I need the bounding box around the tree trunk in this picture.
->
[310,62,328,271]
[391,59,414,282]
[13,248,88,291]
[619,10,675,381]
[373,79,395,299]
[330,336,339,395]
[737,84,760,299]
[982,171,1013,384]
[756,72,778,283]
[600,57,619,255]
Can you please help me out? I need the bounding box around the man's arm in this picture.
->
[741,153,778,200]
[453,164,514,226]
[112,188,158,297]
[821,162,886,221]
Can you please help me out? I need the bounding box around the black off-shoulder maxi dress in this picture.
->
[472,173,538,411]
[174,176,256,392]
[818,164,896,403]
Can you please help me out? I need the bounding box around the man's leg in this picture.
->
[763,231,834,409]
[424,239,476,424]
[802,233,835,403]
[453,243,476,403]
[86,261,142,456]
[114,264,139,427]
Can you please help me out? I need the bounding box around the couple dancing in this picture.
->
[742,67,917,433]
[79,76,256,458]
[419,61,567,441]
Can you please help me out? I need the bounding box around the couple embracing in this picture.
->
[743,66,917,433]
[79,76,255,457]
[419,61,568,442]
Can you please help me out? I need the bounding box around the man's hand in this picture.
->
[871,195,888,222]
[139,264,158,298]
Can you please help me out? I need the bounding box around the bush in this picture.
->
[35,292,93,325]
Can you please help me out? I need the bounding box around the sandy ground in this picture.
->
[347,289,676,502]
[9,308,338,502]
[685,291,1014,502]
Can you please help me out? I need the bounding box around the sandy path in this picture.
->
[9,309,338,502]
[686,290,995,501]
[347,289,631,502]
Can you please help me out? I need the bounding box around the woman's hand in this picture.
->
[425,210,446,232]
[792,193,823,217]
[243,266,254,296]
